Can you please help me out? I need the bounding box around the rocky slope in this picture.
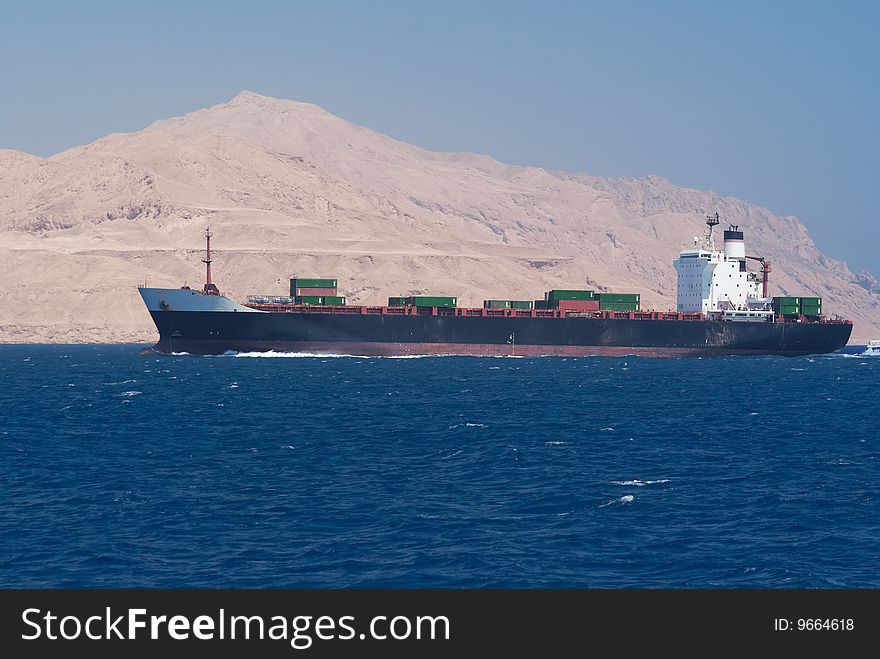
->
[1,91,876,344]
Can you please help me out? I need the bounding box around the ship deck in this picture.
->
[242,303,850,326]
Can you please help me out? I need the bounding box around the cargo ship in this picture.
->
[138,215,852,357]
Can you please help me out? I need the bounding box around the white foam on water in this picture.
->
[228,351,444,359]
[545,441,567,446]
[465,422,487,428]
[198,350,525,359]
[170,352,191,356]
[600,495,635,507]
[600,427,614,432]
[115,391,142,397]
[232,351,358,358]
[611,479,670,487]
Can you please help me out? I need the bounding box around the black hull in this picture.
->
[148,311,853,357]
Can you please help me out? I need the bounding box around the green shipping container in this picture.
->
[388,297,409,307]
[800,297,822,314]
[408,296,457,308]
[599,302,640,311]
[295,295,324,305]
[598,293,640,303]
[546,289,594,301]
[772,296,801,314]
[534,300,549,309]
[291,277,338,289]
[484,300,512,308]
[323,296,346,305]
[510,300,534,310]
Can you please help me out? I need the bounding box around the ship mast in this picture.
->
[202,228,220,296]
[705,212,719,251]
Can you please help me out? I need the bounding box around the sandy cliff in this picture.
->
[1,91,876,344]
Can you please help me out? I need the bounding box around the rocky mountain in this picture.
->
[1,91,876,344]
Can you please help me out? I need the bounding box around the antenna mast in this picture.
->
[705,212,720,251]
[202,228,220,296]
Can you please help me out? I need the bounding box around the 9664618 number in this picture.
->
[774,618,854,631]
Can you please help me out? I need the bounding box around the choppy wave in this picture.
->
[601,495,635,507]
[3,343,879,589]
[826,351,874,359]
[611,479,670,487]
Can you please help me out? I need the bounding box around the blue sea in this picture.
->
[1,344,878,588]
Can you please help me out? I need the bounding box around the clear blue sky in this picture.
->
[2,1,877,275]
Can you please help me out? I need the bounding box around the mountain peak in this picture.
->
[228,90,277,106]
[224,90,327,115]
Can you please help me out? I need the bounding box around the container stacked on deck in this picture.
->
[800,297,822,316]
[772,296,801,316]
[543,290,599,311]
[290,278,345,305]
[482,300,536,310]
[388,296,458,308]
[597,293,640,311]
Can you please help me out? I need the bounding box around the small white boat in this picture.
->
[864,340,880,356]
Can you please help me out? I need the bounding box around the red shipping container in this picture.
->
[555,300,600,311]
[294,287,338,296]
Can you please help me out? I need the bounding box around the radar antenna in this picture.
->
[705,212,720,251]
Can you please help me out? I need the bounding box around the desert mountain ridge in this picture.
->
[0,90,877,344]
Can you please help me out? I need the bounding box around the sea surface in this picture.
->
[1,344,878,588]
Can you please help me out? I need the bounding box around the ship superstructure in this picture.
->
[674,212,767,315]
